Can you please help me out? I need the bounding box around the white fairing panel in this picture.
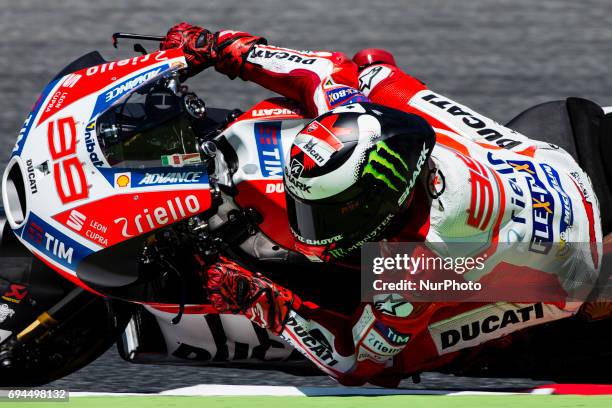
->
[223,119,308,186]
[145,307,295,362]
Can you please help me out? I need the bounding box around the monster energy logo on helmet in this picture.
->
[361,141,410,191]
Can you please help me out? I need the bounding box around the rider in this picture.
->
[160,22,603,386]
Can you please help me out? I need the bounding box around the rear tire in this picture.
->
[439,315,612,384]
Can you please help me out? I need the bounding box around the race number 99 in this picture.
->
[47,117,89,204]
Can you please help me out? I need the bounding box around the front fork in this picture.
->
[0,288,98,368]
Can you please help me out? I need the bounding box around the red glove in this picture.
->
[160,22,216,77]
[160,22,265,78]
[206,259,300,334]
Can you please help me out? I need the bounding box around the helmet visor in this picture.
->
[285,183,393,244]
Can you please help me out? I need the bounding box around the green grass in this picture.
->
[5,396,612,408]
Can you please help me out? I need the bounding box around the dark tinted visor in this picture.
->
[286,184,393,243]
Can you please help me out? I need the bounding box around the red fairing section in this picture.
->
[234,97,307,122]
[235,179,295,250]
[53,189,212,248]
[36,49,185,126]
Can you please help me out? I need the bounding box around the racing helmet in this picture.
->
[283,103,436,260]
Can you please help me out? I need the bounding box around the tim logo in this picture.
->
[66,209,86,231]
[457,154,494,231]
[254,122,284,177]
[26,222,43,244]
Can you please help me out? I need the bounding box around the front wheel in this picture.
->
[0,292,133,386]
[0,215,133,386]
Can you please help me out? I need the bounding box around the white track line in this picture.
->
[70,384,525,397]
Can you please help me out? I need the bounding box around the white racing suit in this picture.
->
[213,37,603,386]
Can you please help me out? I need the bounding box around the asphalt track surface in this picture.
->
[1,0,612,392]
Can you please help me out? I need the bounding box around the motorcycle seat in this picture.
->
[506,97,612,235]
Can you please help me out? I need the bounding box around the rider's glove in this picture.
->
[161,22,265,78]
[160,22,216,77]
[205,259,300,335]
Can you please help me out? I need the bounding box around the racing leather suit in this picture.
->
[179,30,603,386]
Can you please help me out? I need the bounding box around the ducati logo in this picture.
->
[290,159,304,178]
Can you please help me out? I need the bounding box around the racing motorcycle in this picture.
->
[0,33,610,386]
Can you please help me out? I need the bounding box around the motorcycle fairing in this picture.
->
[223,98,310,249]
[2,49,214,292]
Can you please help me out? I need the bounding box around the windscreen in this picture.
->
[96,69,203,168]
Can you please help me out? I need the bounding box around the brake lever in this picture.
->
[112,32,165,49]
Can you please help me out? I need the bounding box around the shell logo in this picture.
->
[114,173,131,188]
